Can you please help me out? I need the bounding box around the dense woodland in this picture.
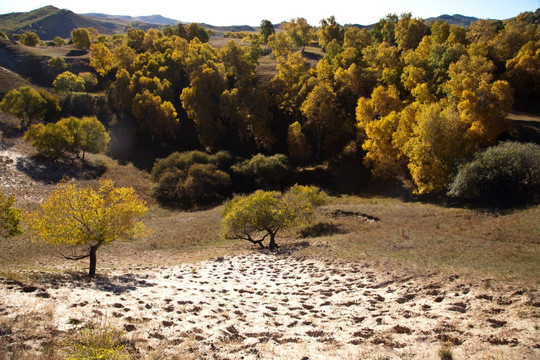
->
[1,10,540,208]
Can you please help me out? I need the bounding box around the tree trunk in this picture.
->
[88,245,99,277]
[268,232,279,250]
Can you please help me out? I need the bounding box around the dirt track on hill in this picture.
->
[1,252,539,359]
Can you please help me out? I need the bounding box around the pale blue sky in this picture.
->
[0,0,538,26]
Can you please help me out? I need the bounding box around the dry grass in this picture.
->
[296,196,540,284]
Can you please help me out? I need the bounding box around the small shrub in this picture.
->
[437,342,453,360]
[448,141,540,207]
[65,320,130,360]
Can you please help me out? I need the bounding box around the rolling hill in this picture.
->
[425,14,479,27]
[0,5,126,39]
[83,13,181,26]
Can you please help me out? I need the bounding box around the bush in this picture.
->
[447,141,540,207]
[231,153,294,191]
[151,150,233,207]
[183,163,231,206]
[20,31,40,46]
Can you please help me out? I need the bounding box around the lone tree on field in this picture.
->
[0,191,22,238]
[26,180,148,277]
[222,184,326,249]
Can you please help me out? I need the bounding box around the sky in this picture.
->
[0,0,538,26]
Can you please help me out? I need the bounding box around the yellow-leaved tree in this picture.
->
[222,185,326,250]
[26,180,148,277]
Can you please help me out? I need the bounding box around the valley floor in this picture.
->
[1,252,539,359]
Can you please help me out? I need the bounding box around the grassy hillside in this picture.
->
[0,5,125,39]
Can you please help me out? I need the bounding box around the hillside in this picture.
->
[425,14,479,27]
[84,12,181,25]
[0,5,126,39]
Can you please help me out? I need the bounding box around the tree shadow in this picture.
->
[15,155,106,183]
[299,221,348,238]
[2,271,156,296]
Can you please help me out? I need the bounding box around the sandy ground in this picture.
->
[1,252,539,359]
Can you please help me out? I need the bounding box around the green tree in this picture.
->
[26,180,148,277]
[0,86,47,129]
[0,191,22,238]
[231,153,293,191]
[71,28,91,49]
[448,141,540,207]
[125,28,145,52]
[53,71,85,98]
[222,185,326,249]
[20,31,40,46]
[259,19,275,43]
[24,116,110,160]
[48,57,67,72]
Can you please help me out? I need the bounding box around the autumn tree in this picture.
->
[301,82,349,160]
[317,16,344,51]
[271,52,311,117]
[90,43,114,76]
[356,85,404,177]
[222,185,326,249]
[0,86,51,129]
[267,31,293,58]
[394,13,428,51]
[24,116,110,160]
[0,191,22,239]
[48,57,67,72]
[26,180,148,277]
[112,44,137,71]
[283,17,314,52]
[53,71,85,98]
[53,36,66,46]
[20,31,40,46]
[132,90,178,140]
[287,121,312,163]
[71,28,91,49]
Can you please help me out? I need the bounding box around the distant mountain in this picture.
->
[84,13,180,25]
[425,14,479,27]
[0,6,486,42]
[0,5,126,39]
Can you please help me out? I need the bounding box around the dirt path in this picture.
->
[1,253,539,359]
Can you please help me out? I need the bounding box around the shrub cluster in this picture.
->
[151,151,233,207]
[447,141,540,208]
[152,152,294,207]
